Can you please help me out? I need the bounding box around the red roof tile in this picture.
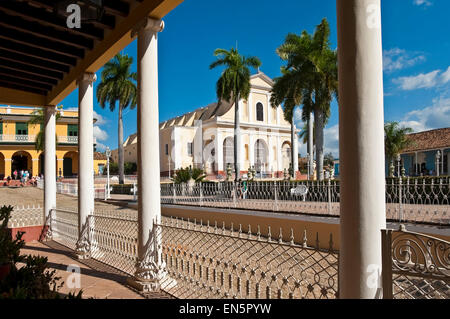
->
[402,128,450,153]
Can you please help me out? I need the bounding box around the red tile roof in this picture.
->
[402,128,450,153]
[94,152,107,160]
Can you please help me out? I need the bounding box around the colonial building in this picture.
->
[113,72,300,178]
[399,127,450,176]
[0,106,106,178]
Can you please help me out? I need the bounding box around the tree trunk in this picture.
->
[290,114,295,176]
[118,105,125,185]
[314,107,324,181]
[308,113,314,178]
[234,94,241,181]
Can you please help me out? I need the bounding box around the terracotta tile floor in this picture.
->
[20,241,173,299]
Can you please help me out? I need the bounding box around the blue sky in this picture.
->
[57,0,450,157]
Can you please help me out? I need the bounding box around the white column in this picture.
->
[337,0,386,299]
[128,18,166,292]
[76,73,96,258]
[44,106,56,239]
[267,93,272,124]
[215,130,223,172]
[248,91,253,123]
[293,124,299,176]
[415,152,418,175]
[441,149,445,175]
[276,106,280,125]
[277,136,282,172]
[249,134,255,167]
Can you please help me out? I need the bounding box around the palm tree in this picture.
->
[384,122,414,168]
[28,107,61,151]
[299,121,315,145]
[210,47,261,181]
[270,68,302,175]
[274,19,338,181]
[96,54,137,185]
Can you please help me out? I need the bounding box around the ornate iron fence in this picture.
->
[88,214,138,275]
[157,217,339,299]
[382,225,450,299]
[7,205,43,228]
[51,208,79,250]
[161,181,449,225]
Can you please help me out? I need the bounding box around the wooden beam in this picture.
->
[0,25,85,59]
[0,1,104,40]
[0,68,58,86]
[44,0,183,105]
[0,81,48,96]
[0,38,77,67]
[0,49,70,74]
[0,75,52,92]
[28,0,120,28]
[0,11,94,50]
[0,86,46,107]
[0,57,64,81]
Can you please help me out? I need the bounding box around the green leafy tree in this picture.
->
[271,68,302,173]
[210,47,261,181]
[96,54,137,185]
[273,19,338,181]
[384,122,414,166]
[27,107,61,152]
[324,152,335,168]
[0,206,83,299]
[173,167,206,184]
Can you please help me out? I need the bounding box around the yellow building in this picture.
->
[0,106,106,179]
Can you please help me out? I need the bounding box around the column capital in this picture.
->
[132,17,164,37]
[45,105,57,115]
[77,73,97,85]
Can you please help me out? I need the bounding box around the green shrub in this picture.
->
[104,162,137,175]
[0,206,83,299]
[173,167,206,184]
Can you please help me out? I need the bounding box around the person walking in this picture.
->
[13,170,17,180]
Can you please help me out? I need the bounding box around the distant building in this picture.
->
[0,105,106,179]
[112,72,300,178]
[398,127,450,176]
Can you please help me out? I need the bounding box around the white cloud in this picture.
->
[413,0,432,6]
[95,142,107,152]
[399,96,450,132]
[93,110,107,126]
[93,125,108,141]
[383,48,426,73]
[324,124,340,158]
[392,68,450,90]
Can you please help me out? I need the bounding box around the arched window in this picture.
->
[256,103,264,121]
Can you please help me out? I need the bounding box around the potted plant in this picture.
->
[0,206,25,281]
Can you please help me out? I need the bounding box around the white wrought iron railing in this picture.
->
[57,136,78,144]
[161,180,449,225]
[381,226,450,299]
[38,179,107,200]
[43,207,450,299]
[157,217,339,299]
[0,134,36,143]
[50,208,79,250]
[7,204,43,228]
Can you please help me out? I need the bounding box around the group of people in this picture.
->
[3,170,41,187]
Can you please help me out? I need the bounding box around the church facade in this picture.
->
[113,72,299,178]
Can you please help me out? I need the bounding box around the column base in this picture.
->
[127,277,161,292]
[127,275,178,292]
[74,250,91,260]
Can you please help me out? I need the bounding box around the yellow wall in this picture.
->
[0,106,93,179]
[94,159,107,175]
